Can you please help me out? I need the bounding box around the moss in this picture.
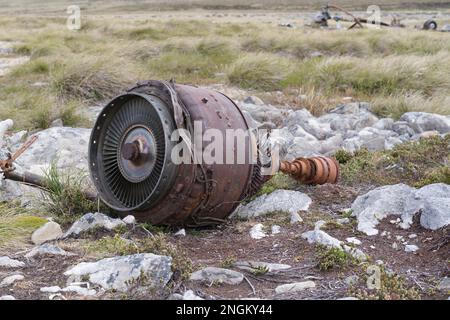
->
[0,203,47,247]
[254,173,297,198]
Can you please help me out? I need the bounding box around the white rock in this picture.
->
[404,244,419,252]
[64,253,172,292]
[400,112,450,134]
[271,225,281,235]
[438,278,450,291]
[301,229,342,248]
[275,281,316,294]
[314,220,327,230]
[0,256,25,268]
[174,229,186,237]
[352,183,450,235]
[343,245,367,261]
[0,295,16,300]
[122,215,136,225]
[373,118,394,131]
[25,244,75,259]
[337,297,359,300]
[233,261,291,273]
[250,224,267,240]
[243,96,265,106]
[40,286,62,293]
[0,274,24,287]
[181,290,204,300]
[408,234,417,239]
[41,285,96,296]
[0,119,14,147]
[346,237,362,246]
[31,221,63,245]
[14,127,92,175]
[351,184,419,236]
[232,190,312,219]
[50,119,63,128]
[336,218,350,225]
[62,285,97,296]
[415,183,450,230]
[302,228,367,261]
[190,267,244,285]
[63,212,126,238]
[290,212,303,224]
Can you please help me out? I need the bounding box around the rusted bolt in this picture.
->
[122,141,140,161]
[201,97,208,103]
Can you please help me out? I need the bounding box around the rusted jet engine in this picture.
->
[1,80,339,227]
[88,80,339,226]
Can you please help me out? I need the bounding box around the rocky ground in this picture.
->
[0,89,449,300]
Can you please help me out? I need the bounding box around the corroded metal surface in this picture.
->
[279,156,340,185]
[89,80,261,226]
[2,80,340,227]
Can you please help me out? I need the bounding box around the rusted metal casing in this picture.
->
[1,80,340,227]
[89,80,263,226]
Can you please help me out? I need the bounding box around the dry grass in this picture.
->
[0,15,449,131]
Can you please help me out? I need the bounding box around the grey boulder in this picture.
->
[63,212,126,238]
[190,267,244,285]
[232,190,312,219]
[64,253,172,292]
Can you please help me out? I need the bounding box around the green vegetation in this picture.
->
[220,256,237,268]
[42,162,100,223]
[1,16,450,130]
[0,202,47,248]
[351,266,421,300]
[315,245,358,271]
[336,135,450,187]
[254,173,297,198]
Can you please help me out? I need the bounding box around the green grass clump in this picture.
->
[50,59,129,102]
[227,53,289,91]
[42,162,99,223]
[316,245,358,272]
[338,135,450,187]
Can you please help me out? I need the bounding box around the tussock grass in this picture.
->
[41,162,99,223]
[50,58,130,102]
[0,16,450,130]
[227,53,290,90]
